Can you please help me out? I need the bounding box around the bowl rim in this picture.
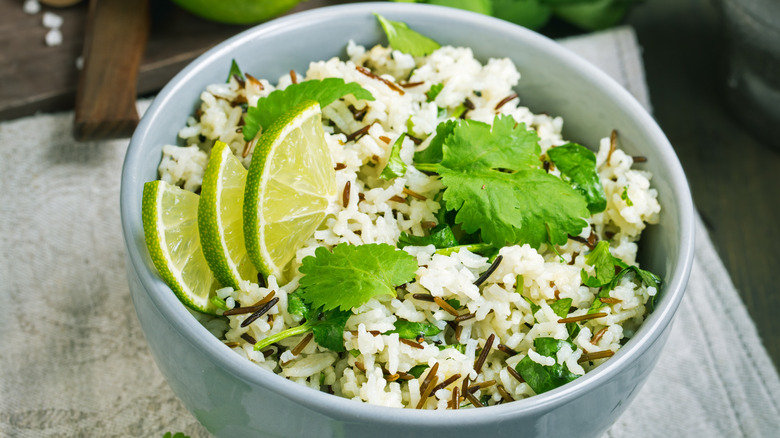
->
[121,1,695,425]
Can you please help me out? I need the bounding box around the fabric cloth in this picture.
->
[1,27,778,438]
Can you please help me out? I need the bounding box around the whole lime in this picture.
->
[171,0,303,25]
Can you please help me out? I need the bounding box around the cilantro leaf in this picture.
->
[309,307,352,352]
[621,186,634,206]
[226,59,244,83]
[580,241,616,288]
[426,83,444,102]
[441,167,589,248]
[380,134,408,180]
[440,116,540,171]
[515,337,580,394]
[253,291,351,352]
[547,143,607,214]
[299,243,418,312]
[388,319,442,339]
[287,289,308,318]
[414,118,457,167]
[398,224,459,249]
[581,241,662,313]
[550,298,572,319]
[408,364,429,378]
[163,433,190,438]
[523,296,541,316]
[435,116,589,248]
[242,78,375,141]
[374,13,441,57]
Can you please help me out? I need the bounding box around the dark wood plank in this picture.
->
[0,0,354,121]
[74,0,150,140]
[627,0,780,371]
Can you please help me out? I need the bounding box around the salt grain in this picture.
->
[23,0,40,15]
[45,29,62,47]
[43,12,64,29]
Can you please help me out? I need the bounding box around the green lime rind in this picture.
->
[198,141,258,290]
[243,100,335,282]
[142,180,219,315]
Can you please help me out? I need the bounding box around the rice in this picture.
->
[158,39,660,409]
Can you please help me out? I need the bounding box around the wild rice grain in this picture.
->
[591,326,608,344]
[291,332,314,356]
[497,384,514,402]
[474,256,503,287]
[412,293,436,302]
[557,312,607,324]
[431,373,461,394]
[507,366,524,383]
[334,163,347,170]
[356,65,405,95]
[474,333,495,374]
[494,93,518,110]
[240,297,279,328]
[400,338,425,350]
[241,333,257,345]
[345,124,371,142]
[578,350,615,363]
[224,290,277,316]
[434,297,459,317]
[402,187,426,200]
[464,391,483,408]
[454,313,475,323]
[343,181,351,208]
[607,129,618,165]
[497,344,517,356]
[451,386,460,410]
[289,70,298,84]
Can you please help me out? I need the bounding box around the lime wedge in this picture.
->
[142,180,219,314]
[243,100,336,281]
[198,141,258,290]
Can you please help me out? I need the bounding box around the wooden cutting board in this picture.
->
[0,0,354,122]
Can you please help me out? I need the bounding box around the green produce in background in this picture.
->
[394,0,643,31]
[170,0,302,24]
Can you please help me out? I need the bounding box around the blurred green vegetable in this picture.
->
[392,0,643,31]
[171,0,302,25]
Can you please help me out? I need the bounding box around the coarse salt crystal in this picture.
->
[43,12,64,29]
[45,28,62,47]
[23,0,40,14]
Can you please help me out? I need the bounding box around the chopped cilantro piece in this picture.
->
[374,14,441,57]
[581,241,662,313]
[388,319,442,339]
[253,296,352,352]
[550,298,572,319]
[437,343,467,354]
[380,134,408,180]
[523,296,541,316]
[426,83,444,102]
[210,295,230,311]
[299,243,418,312]
[547,143,607,214]
[226,59,244,83]
[163,433,190,438]
[398,224,459,249]
[349,349,361,358]
[408,364,429,378]
[242,78,374,141]
[433,242,493,256]
[621,186,634,206]
[446,298,461,309]
[414,118,457,166]
[515,337,580,394]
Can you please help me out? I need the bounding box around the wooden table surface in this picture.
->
[1,0,777,371]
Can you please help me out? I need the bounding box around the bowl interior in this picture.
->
[121,1,694,427]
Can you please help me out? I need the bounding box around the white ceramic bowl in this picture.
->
[120,3,694,437]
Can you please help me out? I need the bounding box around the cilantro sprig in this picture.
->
[547,142,607,214]
[380,134,407,180]
[253,244,418,352]
[417,115,590,248]
[581,241,662,313]
[374,13,441,56]
[515,337,580,394]
[242,78,375,141]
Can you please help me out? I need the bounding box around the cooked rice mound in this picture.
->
[161,41,660,409]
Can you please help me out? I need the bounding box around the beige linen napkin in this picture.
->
[1,27,778,437]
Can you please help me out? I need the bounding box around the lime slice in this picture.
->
[244,100,336,281]
[142,180,219,314]
[198,141,258,290]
